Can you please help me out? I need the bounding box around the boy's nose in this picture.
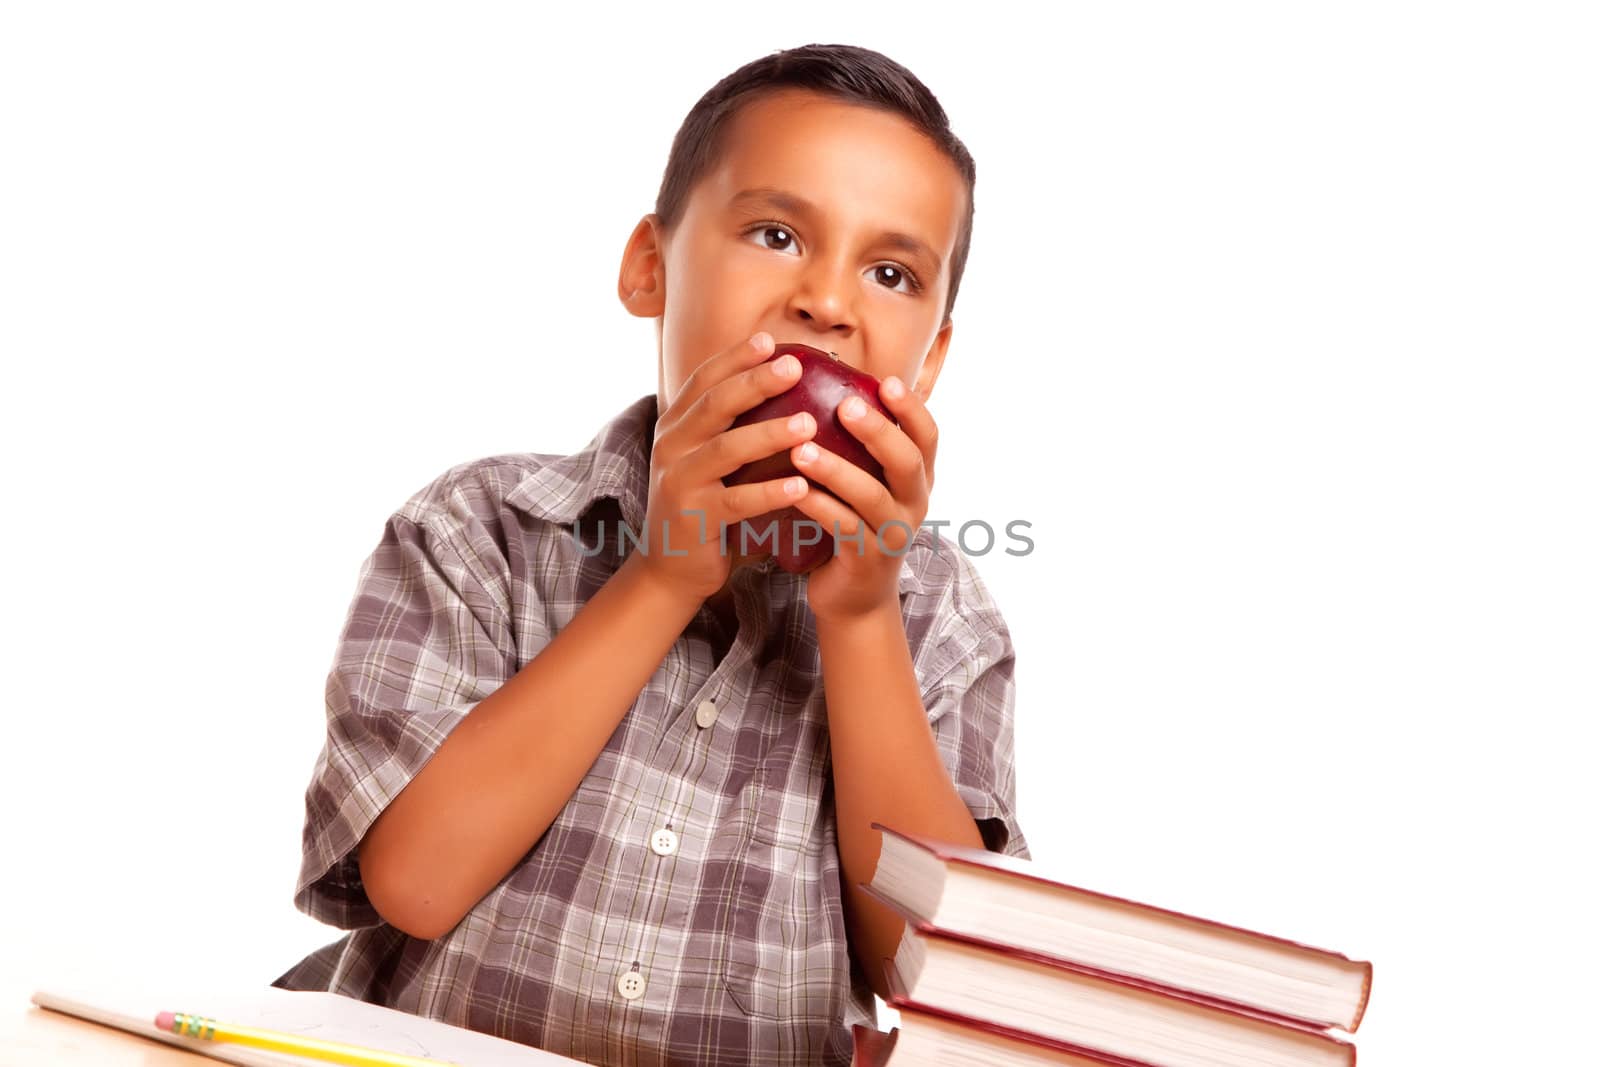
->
[785,263,857,339]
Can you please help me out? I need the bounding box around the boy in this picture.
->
[273,43,1028,1067]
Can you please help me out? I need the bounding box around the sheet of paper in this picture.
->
[31,984,589,1066]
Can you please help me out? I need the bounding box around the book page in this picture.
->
[31,984,586,1066]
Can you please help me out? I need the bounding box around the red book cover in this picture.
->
[850,1023,898,1067]
[870,993,1145,1066]
[868,821,1372,1032]
[881,957,1357,1067]
[863,881,1343,1037]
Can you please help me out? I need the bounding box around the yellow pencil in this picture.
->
[154,1010,462,1067]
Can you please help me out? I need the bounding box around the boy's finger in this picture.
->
[787,486,879,560]
[877,377,939,476]
[685,410,817,484]
[717,473,809,524]
[683,344,801,443]
[830,394,929,507]
[670,332,776,426]
[653,332,781,467]
[790,440,904,533]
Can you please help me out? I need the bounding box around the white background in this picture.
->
[2,2,1596,1062]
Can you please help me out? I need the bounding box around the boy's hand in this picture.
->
[637,332,819,604]
[787,375,936,623]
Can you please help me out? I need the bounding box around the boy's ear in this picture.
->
[617,214,666,318]
[911,318,954,402]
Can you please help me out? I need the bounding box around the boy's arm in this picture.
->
[355,332,817,940]
[783,380,1025,1001]
[816,603,995,1002]
[357,551,700,940]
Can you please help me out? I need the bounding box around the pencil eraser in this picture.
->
[155,1011,175,1031]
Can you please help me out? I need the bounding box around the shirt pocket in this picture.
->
[747,762,817,854]
[720,767,839,1022]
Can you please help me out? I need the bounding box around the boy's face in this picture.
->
[620,88,966,416]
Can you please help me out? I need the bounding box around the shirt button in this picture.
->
[617,970,646,1000]
[650,828,679,856]
[695,699,719,729]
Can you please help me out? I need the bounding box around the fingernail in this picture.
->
[883,376,905,400]
[750,332,772,351]
[787,412,810,433]
[797,442,819,462]
[774,355,799,378]
[841,396,866,419]
[784,477,806,496]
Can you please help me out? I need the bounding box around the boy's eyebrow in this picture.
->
[728,186,944,281]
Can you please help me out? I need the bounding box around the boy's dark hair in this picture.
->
[655,43,976,323]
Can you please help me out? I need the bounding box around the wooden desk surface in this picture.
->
[2,998,216,1066]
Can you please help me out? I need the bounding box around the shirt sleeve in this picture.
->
[921,601,1031,861]
[290,501,517,929]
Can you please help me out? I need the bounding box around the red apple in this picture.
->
[722,342,897,574]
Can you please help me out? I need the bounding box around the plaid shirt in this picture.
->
[272,393,1029,1067]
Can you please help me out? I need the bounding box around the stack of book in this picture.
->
[851,823,1372,1067]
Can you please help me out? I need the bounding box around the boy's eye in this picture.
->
[871,265,920,294]
[749,225,797,253]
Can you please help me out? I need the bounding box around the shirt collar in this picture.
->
[502,391,923,597]
[504,393,656,532]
